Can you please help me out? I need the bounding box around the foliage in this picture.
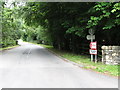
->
[1,2,120,55]
[87,2,120,29]
[0,45,18,50]
[1,3,23,47]
[21,2,120,55]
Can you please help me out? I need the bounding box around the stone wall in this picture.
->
[101,46,120,65]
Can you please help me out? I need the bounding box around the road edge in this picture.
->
[42,45,118,79]
[0,45,19,52]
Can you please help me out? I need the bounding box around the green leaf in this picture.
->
[111,9,116,13]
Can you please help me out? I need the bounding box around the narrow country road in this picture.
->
[0,42,118,88]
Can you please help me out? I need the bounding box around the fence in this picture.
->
[79,44,102,61]
[79,44,120,65]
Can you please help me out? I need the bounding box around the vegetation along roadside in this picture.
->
[38,43,119,77]
[0,45,19,51]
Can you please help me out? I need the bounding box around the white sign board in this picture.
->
[90,42,97,49]
[86,35,95,40]
[89,49,97,55]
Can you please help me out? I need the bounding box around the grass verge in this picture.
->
[39,44,119,77]
[0,45,19,51]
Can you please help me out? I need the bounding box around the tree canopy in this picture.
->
[1,2,120,55]
[20,2,120,53]
[1,2,23,47]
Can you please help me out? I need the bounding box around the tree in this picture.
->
[87,2,120,45]
[1,2,23,47]
[21,2,120,54]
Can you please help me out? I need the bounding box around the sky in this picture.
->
[4,0,14,8]
[4,0,26,8]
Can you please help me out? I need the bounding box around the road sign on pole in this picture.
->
[90,42,97,49]
[89,49,97,55]
[86,35,95,40]
[86,29,97,62]
[89,29,95,35]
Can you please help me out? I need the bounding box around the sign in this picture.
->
[89,49,97,55]
[90,42,97,49]
[86,35,95,40]
[87,29,97,62]
[89,29,94,35]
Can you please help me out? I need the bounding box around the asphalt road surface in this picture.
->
[0,42,118,88]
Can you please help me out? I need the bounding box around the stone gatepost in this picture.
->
[101,46,120,65]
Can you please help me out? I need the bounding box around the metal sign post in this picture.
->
[90,29,94,62]
[95,53,97,63]
[90,37,93,62]
[86,29,97,62]
[95,42,97,63]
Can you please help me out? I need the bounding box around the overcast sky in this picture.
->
[4,0,25,8]
[4,0,14,7]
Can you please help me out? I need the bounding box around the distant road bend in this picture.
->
[0,41,118,88]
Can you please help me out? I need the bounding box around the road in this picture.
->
[0,42,118,88]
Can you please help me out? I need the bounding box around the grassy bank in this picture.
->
[39,44,119,77]
[0,45,19,51]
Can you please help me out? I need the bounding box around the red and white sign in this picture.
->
[90,42,97,49]
[89,49,97,55]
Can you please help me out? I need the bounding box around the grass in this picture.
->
[39,44,119,77]
[0,45,19,51]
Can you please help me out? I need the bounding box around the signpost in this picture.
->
[89,29,94,35]
[89,49,97,55]
[87,35,95,40]
[90,42,97,49]
[86,29,97,62]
